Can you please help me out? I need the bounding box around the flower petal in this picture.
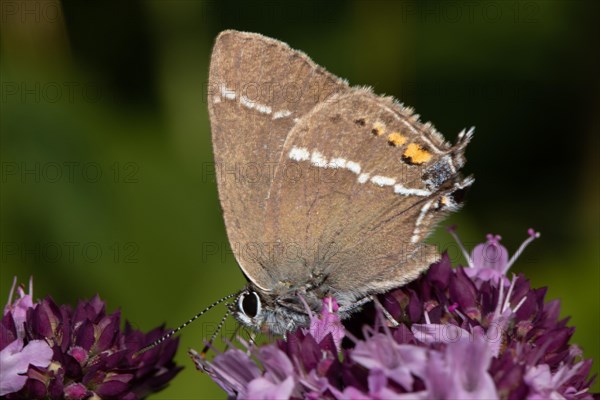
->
[64,382,89,400]
[0,338,53,396]
[244,376,295,400]
[258,345,294,382]
[471,237,508,272]
[411,323,470,345]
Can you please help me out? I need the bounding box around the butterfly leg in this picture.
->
[338,295,372,315]
[283,318,296,339]
[338,295,399,326]
[371,295,400,327]
[248,331,257,347]
[222,324,241,353]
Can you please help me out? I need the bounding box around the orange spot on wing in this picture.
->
[387,132,407,146]
[403,143,432,164]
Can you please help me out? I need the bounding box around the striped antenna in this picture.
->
[134,292,237,357]
[199,309,231,357]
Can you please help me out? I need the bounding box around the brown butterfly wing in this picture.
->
[263,89,472,302]
[208,30,350,290]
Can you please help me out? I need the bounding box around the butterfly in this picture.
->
[206,30,473,336]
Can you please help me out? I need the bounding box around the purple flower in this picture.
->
[351,329,427,391]
[0,338,53,396]
[195,229,597,400]
[449,226,541,286]
[304,297,345,352]
[63,382,89,399]
[245,376,295,400]
[1,277,182,399]
[190,298,346,399]
[190,347,261,397]
[332,368,427,400]
[421,328,497,399]
[3,277,34,338]
[524,362,591,399]
[1,277,53,396]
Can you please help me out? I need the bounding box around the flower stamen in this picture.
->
[512,296,528,314]
[504,228,540,272]
[424,310,431,325]
[502,274,517,313]
[447,225,473,268]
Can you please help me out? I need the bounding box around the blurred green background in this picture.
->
[1,0,598,398]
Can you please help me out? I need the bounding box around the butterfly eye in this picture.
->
[238,291,261,318]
